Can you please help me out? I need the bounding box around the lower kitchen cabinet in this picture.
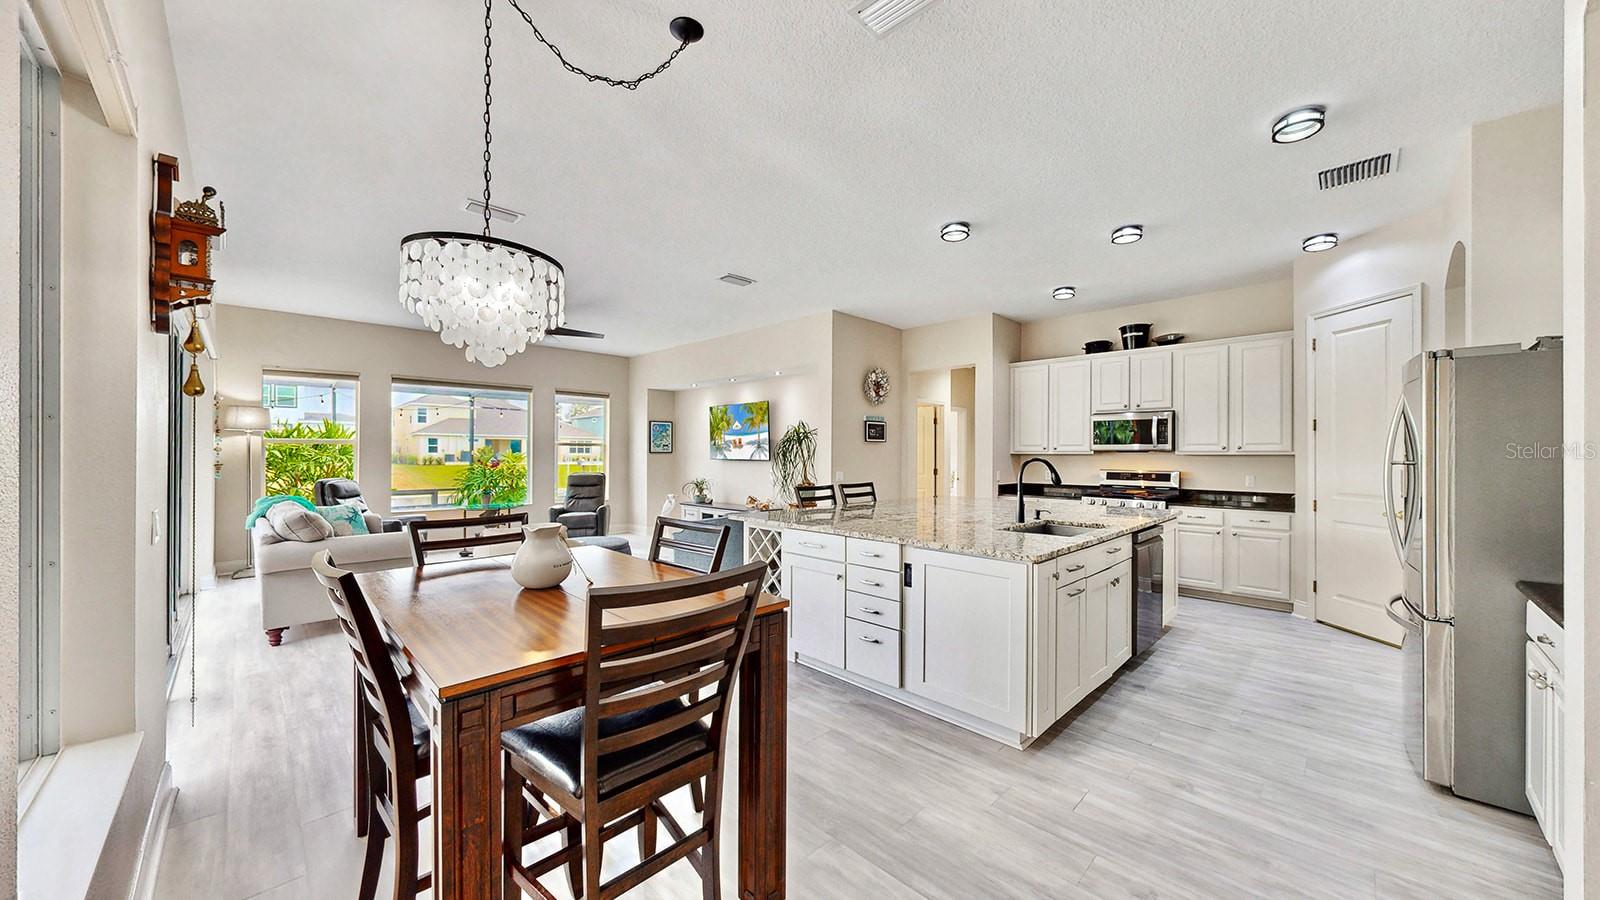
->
[904,548,1030,732]
[1526,636,1566,869]
[784,554,846,668]
[1033,553,1134,728]
[1225,527,1291,601]
[1176,509,1293,603]
[1175,524,1225,591]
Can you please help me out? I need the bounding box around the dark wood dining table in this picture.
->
[355,545,789,900]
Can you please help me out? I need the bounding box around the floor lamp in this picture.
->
[222,404,271,579]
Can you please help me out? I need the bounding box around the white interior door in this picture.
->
[916,403,944,499]
[1312,292,1414,643]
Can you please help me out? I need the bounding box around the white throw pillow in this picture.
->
[265,502,334,543]
[336,495,371,514]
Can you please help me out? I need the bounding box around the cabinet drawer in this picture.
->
[845,618,901,686]
[846,537,901,571]
[1225,510,1291,532]
[846,591,901,630]
[1527,602,1564,674]
[847,566,900,600]
[782,529,845,562]
[1172,506,1225,526]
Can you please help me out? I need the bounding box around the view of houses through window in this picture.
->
[260,373,358,501]
[556,394,607,502]
[391,383,530,510]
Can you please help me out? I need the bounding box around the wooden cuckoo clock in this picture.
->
[150,153,226,334]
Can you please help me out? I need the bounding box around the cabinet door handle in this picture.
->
[1528,669,1550,690]
[1236,445,1242,451]
[1067,588,1085,597]
[1051,571,1060,581]
[860,607,882,615]
[859,635,882,644]
[1220,445,1226,451]
[1111,577,1121,587]
[1537,634,1556,646]
[835,574,843,581]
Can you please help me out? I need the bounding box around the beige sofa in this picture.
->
[252,516,412,646]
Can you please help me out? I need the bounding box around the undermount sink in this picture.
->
[1006,521,1105,538]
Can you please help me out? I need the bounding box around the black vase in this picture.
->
[1119,323,1152,350]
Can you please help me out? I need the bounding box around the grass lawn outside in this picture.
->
[391,463,467,491]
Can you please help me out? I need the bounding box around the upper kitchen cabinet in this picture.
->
[1229,336,1293,453]
[1090,355,1132,412]
[1174,344,1230,454]
[1092,350,1171,413]
[1047,360,1093,454]
[1010,362,1049,453]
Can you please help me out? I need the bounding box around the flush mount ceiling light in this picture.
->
[1110,225,1144,245]
[1271,105,1326,144]
[940,221,971,242]
[1302,232,1340,253]
[399,0,703,367]
[1052,286,1077,301]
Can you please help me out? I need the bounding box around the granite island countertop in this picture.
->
[730,497,1176,564]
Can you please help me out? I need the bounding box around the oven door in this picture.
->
[1091,412,1172,451]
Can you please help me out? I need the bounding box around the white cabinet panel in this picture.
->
[1091,355,1131,413]
[1011,364,1049,453]
[845,618,901,687]
[1054,576,1087,714]
[1225,528,1292,601]
[1130,350,1173,410]
[1079,566,1111,687]
[1175,525,1225,590]
[785,555,845,667]
[1527,637,1567,869]
[1231,336,1293,453]
[1107,560,1133,665]
[1047,359,1093,453]
[905,549,1029,732]
[1174,344,1230,454]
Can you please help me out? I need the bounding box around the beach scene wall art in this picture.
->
[709,400,770,460]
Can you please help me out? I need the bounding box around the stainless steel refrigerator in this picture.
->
[1384,339,1563,814]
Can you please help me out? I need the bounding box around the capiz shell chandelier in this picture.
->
[398,232,564,368]
[399,0,702,367]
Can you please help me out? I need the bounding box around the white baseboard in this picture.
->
[129,762,177,900]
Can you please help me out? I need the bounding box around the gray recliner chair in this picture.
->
[314,478,426,534]
[548,473,609,537]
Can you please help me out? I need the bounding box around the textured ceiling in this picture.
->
[165,0,1560,357]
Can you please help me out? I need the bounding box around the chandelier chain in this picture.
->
[504,0,689,91]
[482,0,494,237]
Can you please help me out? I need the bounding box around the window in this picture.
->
[392,382,530,510]
[261,373,358,500]
[555,394,608,502]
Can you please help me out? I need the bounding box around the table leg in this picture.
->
[738,613,787,900]
[433,692,496,900]
[354,665,369,837]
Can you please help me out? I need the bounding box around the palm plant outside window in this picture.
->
[391,382,530,509]
[260,374,357,500]
[556,394,607,502]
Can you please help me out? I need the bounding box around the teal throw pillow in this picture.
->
[316,504,370,537]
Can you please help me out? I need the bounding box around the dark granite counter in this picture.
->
[1516,580,1564,628]
[998,482,1295,513]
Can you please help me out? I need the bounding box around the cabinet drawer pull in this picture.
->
[1064,563,1085,572]
[861,551,882,558]
[860,607,882,615]
[858,635,882,644]
[862,579,883,587]
[1067,588,1085,597]
[1537,633,1556,646]
[1249,518,1272,524]
[1105,546,1123,554]
[799,541,825,549]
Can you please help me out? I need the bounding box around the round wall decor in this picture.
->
[864,367,891,405]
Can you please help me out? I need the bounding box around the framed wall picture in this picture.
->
[648,420,674,454]
[864,416,887,443]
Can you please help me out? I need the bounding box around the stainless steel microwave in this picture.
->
[1091,410,1173,451]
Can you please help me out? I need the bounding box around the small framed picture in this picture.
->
[649,420,675,454]
[864,416,887,443]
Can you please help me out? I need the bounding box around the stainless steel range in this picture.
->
[1081,469,1180,510]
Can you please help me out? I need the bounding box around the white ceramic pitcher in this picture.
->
[511,522,573,589]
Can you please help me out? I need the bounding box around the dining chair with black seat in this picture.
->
[311,551,432,900]
[500,559,769,900]
[837,481,877,507]
[647,516,732,575]
[793,483,837,509]
[404,511,528,567]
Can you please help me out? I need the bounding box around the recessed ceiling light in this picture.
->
[940,221,971,242]
[1302,232,1340,253]
[1272,105,1326,144]
[1052,286,1077,301]
[1110,225,1144,245]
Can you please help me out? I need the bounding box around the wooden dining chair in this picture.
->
[311,551,432,900]
[405,511,528,567]
[647,516,732,575]
[793,483,837,509]
[500,559,768,900]
[837,481,877,506]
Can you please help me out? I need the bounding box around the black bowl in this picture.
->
[1119,323,1152,350]
[1084,340,1115,354]
[1153,332,1185,346]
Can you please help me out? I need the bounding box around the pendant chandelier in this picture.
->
[400,0,703,367]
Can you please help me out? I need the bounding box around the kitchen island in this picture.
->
[731,497,1178,747]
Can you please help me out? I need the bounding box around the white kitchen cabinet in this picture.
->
[1175,524,1225,590]
[1079,561,1133,688]
[1091,355,1132,413]
[784,554,846,668]
[905,549,1030,732]
[1230,336,1294,453]
[1047,359,1093,454]
[1174,344,1230,454]
[1130,350,1173,410]
[1225,527,1292,601]
[1010,363,1049,453]
[1526,624,1567,870]
[1051,575,1088,715]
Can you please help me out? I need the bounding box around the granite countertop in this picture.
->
[1516,581,1564,628]
[999,482,1295,512]
[730,497,1176,564]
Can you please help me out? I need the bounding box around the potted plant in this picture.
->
[451,446,529,508]
[771,420,820,507]
[683,477,712,504]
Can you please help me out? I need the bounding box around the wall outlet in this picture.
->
[835,471,844,482]
[1245,474,1256,489]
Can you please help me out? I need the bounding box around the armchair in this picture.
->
[314,478,426,534]
[548,472,609,537]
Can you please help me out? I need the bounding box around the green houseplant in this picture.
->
[683,477,712,504]
[771,420,820,507]
[450,446,529,507]
[261,420,356,500]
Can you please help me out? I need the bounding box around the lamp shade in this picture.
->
[221,404,270,433]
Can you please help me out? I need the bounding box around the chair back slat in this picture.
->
[647,516,730,574]
[600,595,750,647]
[597,631,737,683]
[597,662,729,718]
[793,483,837,508]
[838,481,877,506]
[595,695,721,756]
[406,512,529,567]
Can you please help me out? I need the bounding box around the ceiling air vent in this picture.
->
[719,273,756,287]
[853,0,941,36]
[464,199,525,223]
[1317,149,1400,191]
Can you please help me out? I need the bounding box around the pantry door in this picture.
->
[1311,289,1416,644]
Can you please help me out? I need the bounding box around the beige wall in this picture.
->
[666,374,829,509]
[210,307,632,566]
[0,0,19,884]
[901,313,1019,499]
[1471,105,1565,346]
[829,313,902,496]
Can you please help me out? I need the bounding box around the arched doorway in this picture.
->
[1444,241,1467,347]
